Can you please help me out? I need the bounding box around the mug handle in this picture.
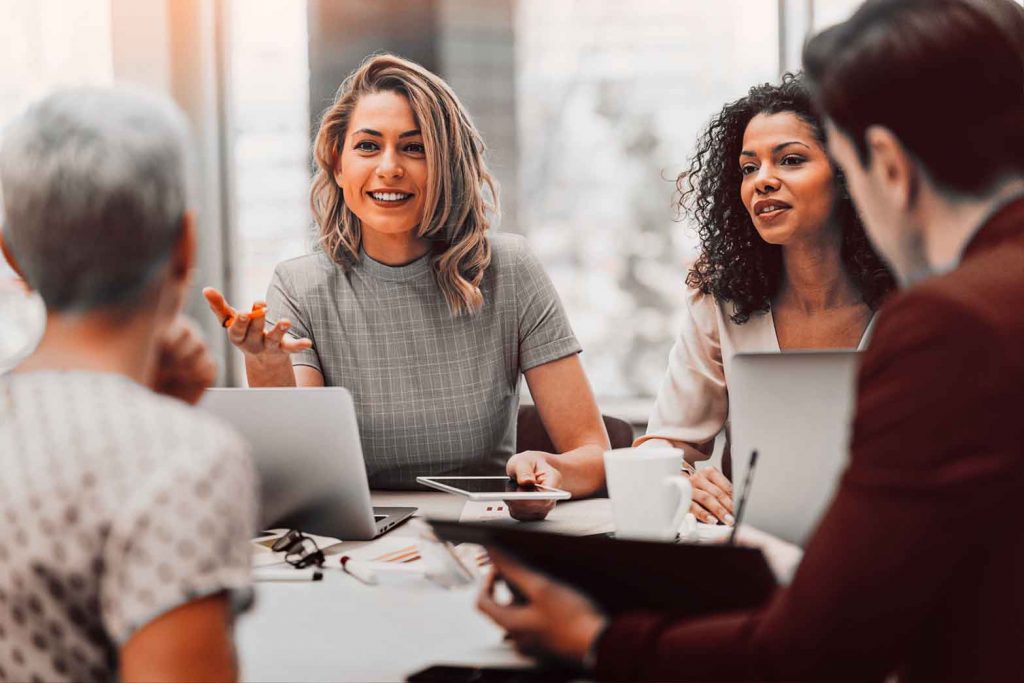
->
[664,475,693,537]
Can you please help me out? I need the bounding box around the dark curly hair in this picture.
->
[679,73,895,324]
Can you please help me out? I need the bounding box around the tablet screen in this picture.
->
[429,477,542,494]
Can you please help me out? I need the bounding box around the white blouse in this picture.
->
[637,286,874,454]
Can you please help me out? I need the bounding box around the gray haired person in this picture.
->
[0,87,255,682]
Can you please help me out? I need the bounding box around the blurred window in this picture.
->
[812,0,863,29]
[0,0,113,279]
[516,1,778,399]
[0,0,111,365]
[226,0,312,307]
[0,0,113,123]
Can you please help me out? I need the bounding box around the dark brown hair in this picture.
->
[803,0,1024,196]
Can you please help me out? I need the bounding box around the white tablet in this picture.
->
[416,476,572,501]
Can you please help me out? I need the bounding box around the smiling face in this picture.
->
[739,112,837,247]
[335,90,429,242]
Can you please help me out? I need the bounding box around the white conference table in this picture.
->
[237,492,617,682]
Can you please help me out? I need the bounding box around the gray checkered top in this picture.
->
[266,233,581,488]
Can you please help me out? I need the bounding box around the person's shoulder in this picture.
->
[486,232,531,268]
[275,251,336,275]
[680,284,732,338]
[272,251,340,295]
[933,231,1024,325]
[144,391,250,463]
[682,283,719,316]
[862,277,1003,378]
[134,395,256,514]
[875,274,999,338]
[871,219,1024,364]
[56,378,255,494]
[848,262,1022,483]
[482,232,545,293]
[274,251,336,281]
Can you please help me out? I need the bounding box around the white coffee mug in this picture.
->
[604,447,692,541]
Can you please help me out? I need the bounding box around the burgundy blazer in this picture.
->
[596,197,1024,682]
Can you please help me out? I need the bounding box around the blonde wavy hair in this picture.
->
[310,53,498,316]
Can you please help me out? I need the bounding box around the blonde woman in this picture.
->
[204,54,608,516]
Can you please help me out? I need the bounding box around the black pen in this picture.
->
[729,450,759,545]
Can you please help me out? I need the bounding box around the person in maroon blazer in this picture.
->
[476,1,1024,680]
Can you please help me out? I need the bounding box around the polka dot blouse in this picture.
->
[0,371,256,683]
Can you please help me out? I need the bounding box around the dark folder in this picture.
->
[429,519,778,616]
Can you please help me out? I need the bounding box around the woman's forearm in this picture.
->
[546,443,607,498]
[244,353,298,387]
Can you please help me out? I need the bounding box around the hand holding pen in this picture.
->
[202,287,314,358]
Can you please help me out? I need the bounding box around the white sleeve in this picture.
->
[635,287,728,453]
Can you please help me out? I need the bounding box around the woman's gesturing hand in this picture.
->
[688,465,735,525]
[202,287,313,357]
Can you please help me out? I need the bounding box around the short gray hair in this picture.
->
[0,86,191,311]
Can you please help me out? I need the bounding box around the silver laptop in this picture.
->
[199,387,416,540]
[729,351,859,546]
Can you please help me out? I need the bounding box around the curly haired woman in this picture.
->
[635,74,895,525]
[202,54,609,516]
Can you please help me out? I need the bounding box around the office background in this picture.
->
[1,0,888,422]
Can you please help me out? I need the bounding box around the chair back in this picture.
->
[516,404,634,453]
